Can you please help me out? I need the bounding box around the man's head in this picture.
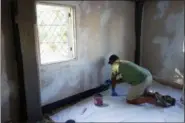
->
[108,54,119,65]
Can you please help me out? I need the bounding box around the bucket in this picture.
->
[94,94,103,106]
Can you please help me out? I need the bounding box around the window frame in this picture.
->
[35,2,77,65]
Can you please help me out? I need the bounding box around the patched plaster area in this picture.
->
[142,1,184,83]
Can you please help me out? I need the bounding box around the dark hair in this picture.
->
[108,54,119,64]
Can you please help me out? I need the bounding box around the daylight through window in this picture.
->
[36,3,76,64]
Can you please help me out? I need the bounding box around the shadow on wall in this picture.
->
[94,57,106,84]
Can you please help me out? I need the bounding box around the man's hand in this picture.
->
[111,80,118,96]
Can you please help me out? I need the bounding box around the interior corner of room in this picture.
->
[1,0,184,123]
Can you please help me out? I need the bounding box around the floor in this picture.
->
[50,82,184,122]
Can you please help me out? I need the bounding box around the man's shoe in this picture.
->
[112,92,118,96]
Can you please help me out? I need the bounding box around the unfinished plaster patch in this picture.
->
[78,27,89,59]
[102,64,111,82]
[151,4,184,80]
[104,1,109,9]
[154,1,169,19]
[165,12,183,34]
[152,36,169,57]
[40,61,104,105]
[100,9,112,27]
[40,71,54,89]
[153,35,182,79]
[80,1,92,15]
[82,2,91,14]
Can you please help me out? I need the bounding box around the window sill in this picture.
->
[40,57,77,66]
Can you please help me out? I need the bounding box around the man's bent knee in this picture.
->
[126,99,138,104]
[126,97,156,105]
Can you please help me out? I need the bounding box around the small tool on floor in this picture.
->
[81,108,87,115]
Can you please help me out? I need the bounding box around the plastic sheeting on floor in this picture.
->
[50,82,184,122]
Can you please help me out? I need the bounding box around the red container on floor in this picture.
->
[94,94,103,106]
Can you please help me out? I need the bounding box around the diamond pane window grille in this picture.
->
[36,3,76,64]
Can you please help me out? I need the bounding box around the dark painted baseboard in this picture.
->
[42,84,109,114]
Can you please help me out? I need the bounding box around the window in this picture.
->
[36,3,76,65]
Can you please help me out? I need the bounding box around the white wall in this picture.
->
[39,1,135,106]
[141,1,184,85]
